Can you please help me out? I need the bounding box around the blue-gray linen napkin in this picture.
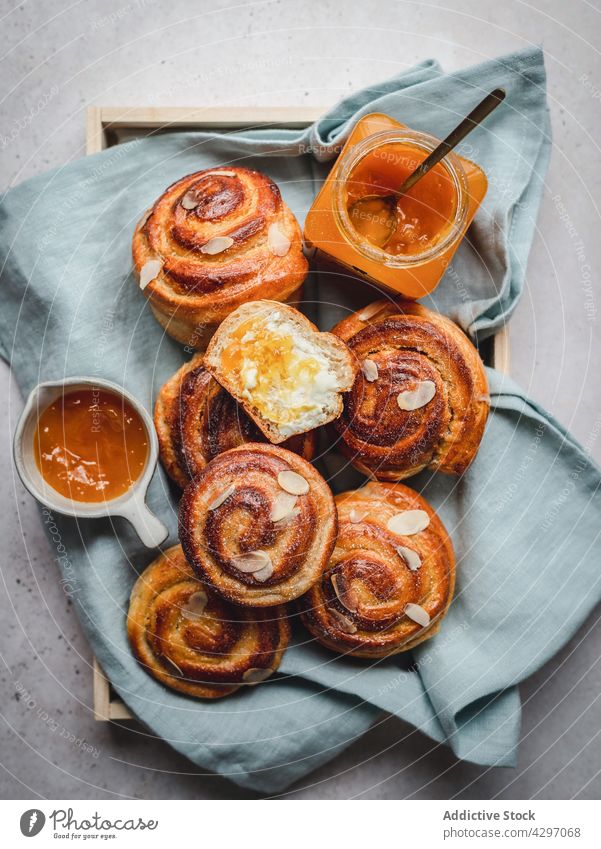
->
[3,47,599,794]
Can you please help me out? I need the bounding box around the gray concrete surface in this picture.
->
[1,0,601,799]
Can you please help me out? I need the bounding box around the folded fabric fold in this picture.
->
[3,48,595,796]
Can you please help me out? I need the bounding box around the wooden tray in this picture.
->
[86,106,510,721]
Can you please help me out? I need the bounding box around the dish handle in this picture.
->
[118,496,169,548]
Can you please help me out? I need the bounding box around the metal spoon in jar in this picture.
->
[348,88,506,248]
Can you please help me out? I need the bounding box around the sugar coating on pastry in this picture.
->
[204,300,357,442]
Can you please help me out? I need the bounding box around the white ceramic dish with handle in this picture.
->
[13,376,169,548]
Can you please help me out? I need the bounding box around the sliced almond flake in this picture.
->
[268,223,291,257]
[253,560,274,583]
[478,393,491,404]
[331,574,355,612]
[181,191,200,210]
[396,545,421,571]
[139,258,162,290]
[181,590,208,619]
[328,607,357,634]
[208,484,235,511]
[361,359,379,382]
[243,667,273,685]
[387,510,430,536]
[207,170,237,178]
[163,655,183,676]
[200,236,235,255]
[404,603,430,627]
[358,301,387,321]
[277,470,309,496]
[137,207,153,228]
[397,380,436,411]
[349,508,369,524]
[331,573,343,598]
[360,483,387,500]
[270,492,298,522]
[277,506,301,525]
[230,550,271,574]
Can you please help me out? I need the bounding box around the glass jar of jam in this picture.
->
[304,112,488,299]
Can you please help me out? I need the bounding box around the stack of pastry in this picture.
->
[128,167,489,700]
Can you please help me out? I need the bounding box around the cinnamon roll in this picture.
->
[132,167,308,349]
[179,443,337,606]
[332,299,489,480]
[127,545,290,698]
[154,356,316,488]
[299,482,455,657]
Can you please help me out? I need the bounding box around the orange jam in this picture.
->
[34,388,149,502]
[345,143,458,255]
[304,113,488,299]
[221,318,320,385]
[218,314,337,429]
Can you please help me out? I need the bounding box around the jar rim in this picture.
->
[332,129,469,267]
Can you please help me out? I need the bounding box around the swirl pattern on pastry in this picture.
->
[299,482,455,657]
[155,356,316,488]
[132,167,308,349]
[179,443,337,606]
[332,299,489,480]
[127,545,290,698]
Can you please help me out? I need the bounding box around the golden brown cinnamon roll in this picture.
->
[127,545,290,698]
[179,444,337,606]
[132,167,308,349]
[154,356,316,488]
[299,482,455,657]
[332,299,489,480]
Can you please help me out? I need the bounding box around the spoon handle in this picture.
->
[397,87,506,195]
